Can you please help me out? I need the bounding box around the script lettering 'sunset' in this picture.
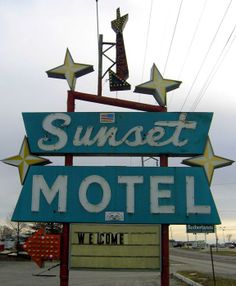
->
[38,113,197,151]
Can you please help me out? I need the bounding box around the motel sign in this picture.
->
[23,112,212,156]
[12,166,220,224]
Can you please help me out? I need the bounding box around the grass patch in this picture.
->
[176,247,236,257]
[178,271,236,286]
[211,250,236,257]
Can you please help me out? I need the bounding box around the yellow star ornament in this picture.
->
[46,48,94,90]
[134,64,181,106]
[182,138,234,184]
[2,137,50,184]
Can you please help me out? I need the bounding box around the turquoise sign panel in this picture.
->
[23,112,212,156]
[12,166,220,224]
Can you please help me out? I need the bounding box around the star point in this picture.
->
[46,48,94,90]
[134,64,181,106]
[2,137,50,184]
[182,138,234,184]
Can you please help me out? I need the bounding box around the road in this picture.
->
[170,247,236,279]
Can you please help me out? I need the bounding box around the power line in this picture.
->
[168,0,208,108]
[191,32,236,110]
[141,0,154,81]
[212,181,236,186]
[163,0,184,75]
[191,23,236,111]
[180,0,233,111]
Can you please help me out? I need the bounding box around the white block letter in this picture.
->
[186,176,211,214]
[118,176,143,213]
[79,175,111,213]
[31,175,67,212]
[150,176,175,213]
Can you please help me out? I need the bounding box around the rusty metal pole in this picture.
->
[60,92,75,286]
[97,34,103,96]
[60,223,70,286]
[160,155,169,286]
[70,91,165,112]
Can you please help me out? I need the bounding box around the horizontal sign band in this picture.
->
[12,166,220,224]
[23,112,212,156]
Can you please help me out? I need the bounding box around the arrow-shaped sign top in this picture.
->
[109,8,130,91]
[23,228,60,268]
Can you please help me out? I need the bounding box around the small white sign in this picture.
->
[105,212,124,221]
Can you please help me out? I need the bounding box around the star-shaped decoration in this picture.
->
[46,48,94,90]
[2,137,51,184]
[182,138,234,184]
[134,64,181,106]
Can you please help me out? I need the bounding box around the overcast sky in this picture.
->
[0,0,235,242]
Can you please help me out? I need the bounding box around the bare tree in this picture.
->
[5,214,30,254]
[31,222,62,234]
[226,233,232,243]
[0,225,14,240]
[6,214,28,235]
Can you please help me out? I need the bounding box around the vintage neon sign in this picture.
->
[23,112,212,156]
[12,166,220,224]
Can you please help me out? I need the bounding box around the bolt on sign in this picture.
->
[12,166,220,224]
[70,224,160,270]
[22,112,212,156]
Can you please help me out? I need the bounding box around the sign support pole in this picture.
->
[97,34,103,97]
[160,155,169,286]
[60,92,75,286]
